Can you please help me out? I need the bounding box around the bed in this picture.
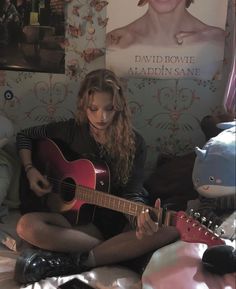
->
[0,209,235,289]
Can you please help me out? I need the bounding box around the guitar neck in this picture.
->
[76,185,175,226]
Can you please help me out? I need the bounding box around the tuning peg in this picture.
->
[193,212,200,219]
[189,209,194,217]
[201,216,207,224]
[213,225,225,236]
[219,228,225,236]
[214,224,219,232]
[207,220,213,228]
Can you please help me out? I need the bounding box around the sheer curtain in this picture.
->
[224,51,235,114]
[223,8,236,115]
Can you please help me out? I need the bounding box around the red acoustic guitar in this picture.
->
[31,138,225,247]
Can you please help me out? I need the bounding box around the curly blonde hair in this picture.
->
[75,69,136,185]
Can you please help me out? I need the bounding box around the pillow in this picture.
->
[0,165,10,206]
[144,153,198,210]
[200,113,234,142]
[0,116,14,149]
[0,149,21,209]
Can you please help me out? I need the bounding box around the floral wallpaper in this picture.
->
[0,0,235,174]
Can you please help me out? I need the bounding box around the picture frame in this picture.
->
[0,0,65,74]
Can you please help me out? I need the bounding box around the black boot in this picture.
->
[14,248,85,284]
[202,245,236,274]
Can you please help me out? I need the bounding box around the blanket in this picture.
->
[0,211,235,289]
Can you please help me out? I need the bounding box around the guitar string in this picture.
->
[43,177,222,239]
[44,176,191,225]
[45,176,149,216]
[44,176,182,228]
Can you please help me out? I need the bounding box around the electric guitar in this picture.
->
[24,138,225,247]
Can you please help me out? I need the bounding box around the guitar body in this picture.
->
[37,138,110,211]
[20,138,110,223]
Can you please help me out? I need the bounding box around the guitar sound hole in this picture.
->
[60,178,76,202]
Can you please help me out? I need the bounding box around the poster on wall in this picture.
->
[0,0,65,74]
[106,0,228,80]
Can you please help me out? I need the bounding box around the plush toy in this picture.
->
[192,120,236,275]
[192,120,236,198]
[0,115,20,211]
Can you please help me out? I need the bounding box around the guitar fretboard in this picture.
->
[76,184,175,226]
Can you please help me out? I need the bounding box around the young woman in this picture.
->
[14,69,179,284]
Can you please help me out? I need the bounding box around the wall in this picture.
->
[0,0,235,174]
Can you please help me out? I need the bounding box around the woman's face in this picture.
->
[148,0,185,13]
[86,91,116,131]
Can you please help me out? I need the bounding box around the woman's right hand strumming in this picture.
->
[26,167,52,197]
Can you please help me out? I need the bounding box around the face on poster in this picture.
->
[106,0,228,80]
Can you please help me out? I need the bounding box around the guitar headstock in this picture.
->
[175,211,225,246]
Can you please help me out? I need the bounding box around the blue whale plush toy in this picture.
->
[192,120,236,198]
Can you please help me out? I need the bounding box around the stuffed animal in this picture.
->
[192,120,236,198]
[192,120,236,275]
